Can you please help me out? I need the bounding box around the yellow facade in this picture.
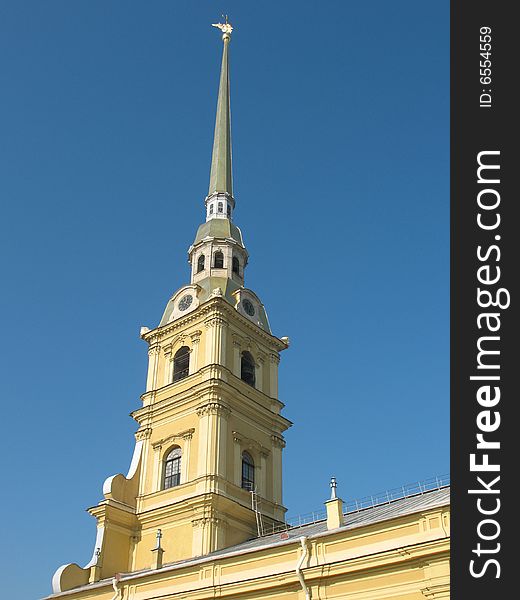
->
[45,23,450,600]
[48,487,450,599]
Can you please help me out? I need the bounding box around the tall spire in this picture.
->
[208,19,233,201]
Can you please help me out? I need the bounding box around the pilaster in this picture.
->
[189,330,202,374]
[269,353,280,398]
[271,434,285,505]
[146,344,161,392]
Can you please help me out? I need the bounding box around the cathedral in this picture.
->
[45,23,450,600]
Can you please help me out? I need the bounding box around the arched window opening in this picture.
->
[209,204,214,214]
[164,446,182,489]
[214,251,224,269]
[241,451,255,491]
[197,254,205,273]
[241,351,256,387]
[218,202,223,213]
[232,256,240,275]
[173,346,190,382]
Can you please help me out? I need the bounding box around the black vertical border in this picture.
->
[451,1,516,598]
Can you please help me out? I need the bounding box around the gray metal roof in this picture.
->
[44,486,449,598]
[204,486,450,558]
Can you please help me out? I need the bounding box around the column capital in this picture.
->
[148,344,161,357]
[135,427,152,442]
[271,434,286,449]
[269,353,280,365]
[196,402,231,418]
[204,315,227,329]
[190,329,203,343]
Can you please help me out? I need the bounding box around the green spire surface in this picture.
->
[208,35,233,197]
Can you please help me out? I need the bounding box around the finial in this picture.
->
[155,528,163,550]
[330,476,337,500]
[212,15,233,40]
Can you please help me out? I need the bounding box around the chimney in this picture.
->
[325,476,345,530]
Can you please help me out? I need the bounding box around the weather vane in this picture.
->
[212,15,233,39]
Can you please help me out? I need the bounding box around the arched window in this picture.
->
[164,446,182,489]
[173,346,190,382]
[241,351,256,387]
[241,451,255,490]
[214,251,224,269]
[232,256,240,275]
[197,254,205,273]
[218,202,223,213]
[209,204,214,214]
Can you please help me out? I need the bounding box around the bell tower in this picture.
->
[52,20,291,594]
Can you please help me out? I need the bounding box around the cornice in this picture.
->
[142,297,288,351]
[136,364,290,424]
[134,373,292,434]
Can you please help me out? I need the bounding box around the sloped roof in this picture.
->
[44,486,449,598]
[200,486,450,558]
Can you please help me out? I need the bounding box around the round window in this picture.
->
[178,294,193,311]
[242,299,255,316]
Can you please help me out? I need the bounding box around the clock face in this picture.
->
[242,298,255,316]
[178,294,193,311]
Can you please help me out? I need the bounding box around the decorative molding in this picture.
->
[196,402,231,418]
[148,344,161,357]
[204,315,227,329]
[142,298,287,352]
[191,516,222,529]
[233,430,270,455]
[152,428,195,450]
[135,428,152,442]
[190,330,202,343]
[271,434,286,449]
[269,353,280,365]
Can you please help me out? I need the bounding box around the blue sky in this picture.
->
[0,1,448,597]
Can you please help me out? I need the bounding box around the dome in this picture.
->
[193,219,244,247]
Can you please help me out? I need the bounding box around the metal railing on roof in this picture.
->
[262,474,450,537]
